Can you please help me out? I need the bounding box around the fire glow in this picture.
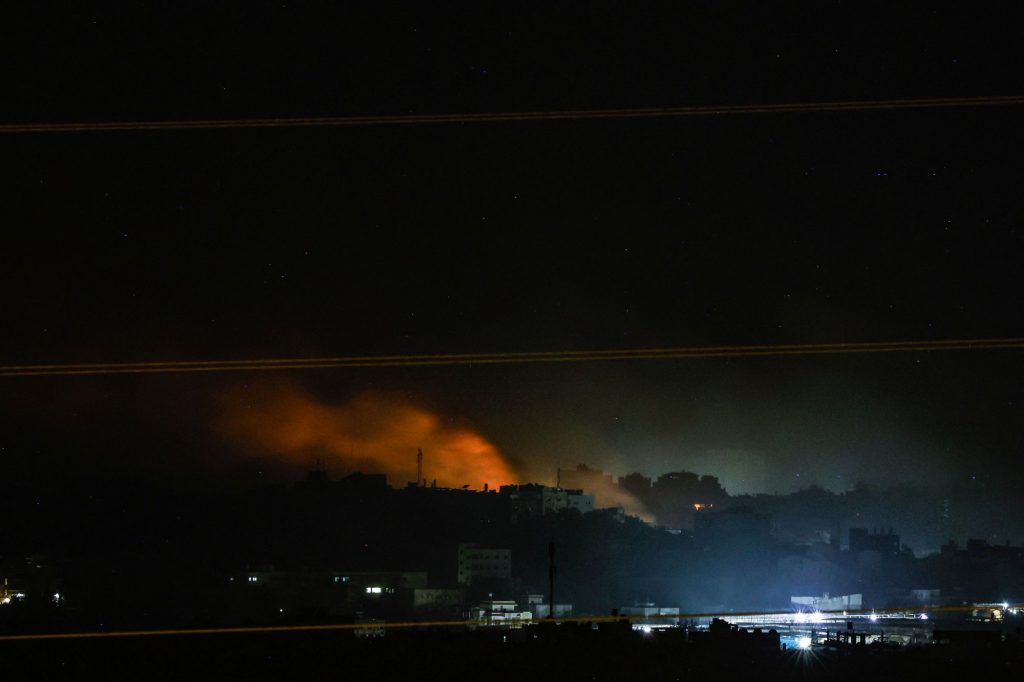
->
[221,382,517,490]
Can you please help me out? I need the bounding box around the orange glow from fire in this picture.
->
[220,382,517,490]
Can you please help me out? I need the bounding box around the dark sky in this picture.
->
[2,2,1022,495]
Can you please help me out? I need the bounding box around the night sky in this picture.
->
[2,3,1022,496]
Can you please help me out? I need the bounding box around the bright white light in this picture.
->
[365,586,382,594]
[794,612,807,624]
[919,613,928,620]
[869,613,878,622]
[641,625,652,635]
[1001,602,1009,610]
[810,611,825,624]
[797,636,812,650]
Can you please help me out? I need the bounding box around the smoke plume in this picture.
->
[220,382,517,490]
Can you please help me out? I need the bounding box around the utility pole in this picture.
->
[416,448,423,487]
[548,540,556,619]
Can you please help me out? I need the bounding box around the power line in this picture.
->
[1,337,1021,378]
[2,95,1023,134]
[0,602,1013,642]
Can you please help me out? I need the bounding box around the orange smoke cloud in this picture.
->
[220,383,517,490]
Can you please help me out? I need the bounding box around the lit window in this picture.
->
[366,586,382,594]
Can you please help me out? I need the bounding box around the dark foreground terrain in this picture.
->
[3,621,1021,681]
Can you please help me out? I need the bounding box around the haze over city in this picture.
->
[2,4,1023,680]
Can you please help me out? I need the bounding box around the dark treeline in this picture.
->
[599,467,1020,553]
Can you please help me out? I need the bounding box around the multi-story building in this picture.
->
[565,489,595,514]
[467,599,532,626]
[413,587,466,612]
[791,593,863,612]
[501,484,595,520]
[457,544,511,585]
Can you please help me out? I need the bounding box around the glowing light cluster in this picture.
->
[794,610,825,624]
